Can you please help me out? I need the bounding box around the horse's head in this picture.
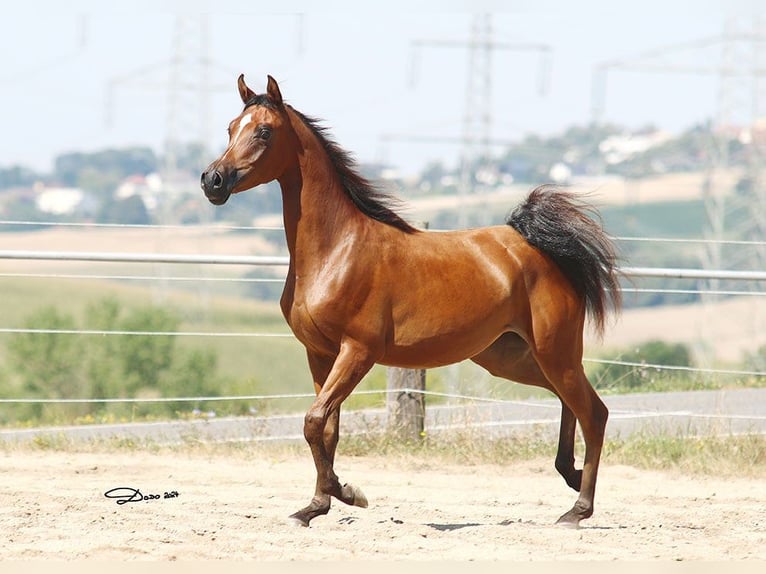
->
[201,74,294,205]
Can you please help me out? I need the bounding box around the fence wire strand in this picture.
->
[3,225,766,407]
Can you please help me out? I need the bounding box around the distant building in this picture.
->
[115,171,201,213]
[115,172,163,211]
[599,131,673,165]
[34,185,87,215]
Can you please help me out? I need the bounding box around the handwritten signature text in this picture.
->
[104,487,180,505]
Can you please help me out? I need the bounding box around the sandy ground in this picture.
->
[0,449,764,561]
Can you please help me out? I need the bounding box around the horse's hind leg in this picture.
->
[472,332,608,526]
[472,333,582,491]
[552,379,608,526]
[471,334,582,491]
[556,403,582,492]
[534,348,608,526]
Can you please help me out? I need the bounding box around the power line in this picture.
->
[406,14,551,229]
[592,18,766,367]
[0,15,88,85]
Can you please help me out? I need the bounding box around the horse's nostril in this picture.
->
[212,170,223,189]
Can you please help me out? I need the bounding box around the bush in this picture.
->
[7,307,85,421]
[2,298,223,425]
[589,340,694,392]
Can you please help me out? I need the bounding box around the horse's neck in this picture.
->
[278,118,364,273]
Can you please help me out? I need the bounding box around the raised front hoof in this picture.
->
[555,462,583,492]
[565,470,583,493]
[344,483,368,508]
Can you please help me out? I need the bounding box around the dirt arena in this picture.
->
[0,448,764,561]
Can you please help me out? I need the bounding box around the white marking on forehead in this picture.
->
[235,113,253,139]
[221,112,254,161]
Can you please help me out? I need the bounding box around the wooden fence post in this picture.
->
[386,219,428,441]
[386,367,426,441]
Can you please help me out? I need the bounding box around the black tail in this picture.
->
[506,185,622,337]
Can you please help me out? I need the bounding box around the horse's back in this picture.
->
[394,224,569,294]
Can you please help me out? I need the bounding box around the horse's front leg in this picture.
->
[289,343,374,527]
[288,407,347,526]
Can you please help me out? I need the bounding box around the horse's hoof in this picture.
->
[288,513,310,528]
[346,483,368,508]
[555,517,581,529]
[555,510,582,529]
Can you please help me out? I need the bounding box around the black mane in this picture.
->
[244,94,278,110]
[285,105,418,234]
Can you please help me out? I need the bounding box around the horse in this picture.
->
[201,74,622,528]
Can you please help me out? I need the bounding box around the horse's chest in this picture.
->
[281,272,383,356]
[282,295,342,357]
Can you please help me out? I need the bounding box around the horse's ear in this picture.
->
[238,74,255,105]
[266,75,283,107]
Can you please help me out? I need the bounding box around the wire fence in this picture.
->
[2,220,766,411]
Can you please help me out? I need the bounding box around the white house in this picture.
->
[34,186,86,215]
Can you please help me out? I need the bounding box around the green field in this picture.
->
[0,276,307,408]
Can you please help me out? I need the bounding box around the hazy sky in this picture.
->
[1,0,762,177]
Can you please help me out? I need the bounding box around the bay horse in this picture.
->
[201,74,622,528]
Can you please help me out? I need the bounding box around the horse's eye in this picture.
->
[256,126,272,141]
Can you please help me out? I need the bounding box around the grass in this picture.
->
[338,427,766,478]
[5,427,764,479]
[602,432,766,477]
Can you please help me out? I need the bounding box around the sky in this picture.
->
[1,0,764,177]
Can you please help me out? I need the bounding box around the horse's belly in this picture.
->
[381,323,508,369]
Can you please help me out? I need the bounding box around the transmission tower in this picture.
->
[106,17,241,220]
[107,15,306,220]
[725,16,766,270]
[106,16,306,304]
[409,14,551,228]
[592,16,766,362]
[719,15,766,352]
[460,14,494,198]
[104,17,234,305]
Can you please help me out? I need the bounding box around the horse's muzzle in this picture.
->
[200,168,232,205]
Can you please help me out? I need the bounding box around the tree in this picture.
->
[97,195,151,225]
[83,298,123,402]
[5,298,221,424]
[53,147,158,189]
[7,306,84,420]
[0,164,41,189]
[590,340,693,392]
[162,349,222,413]
[118,307,179,393]
[9,307,82,399]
